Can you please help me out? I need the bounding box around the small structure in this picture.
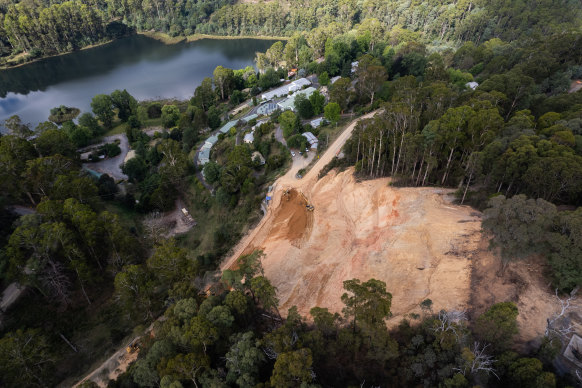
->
[564,334,582,367]
[181,208,196,226]
[244,132,255,144]
[252,119,269,130]
[257,102,278,116]
[252,151,266,165]
[243,114,258,123]
[198,147,211,165]
[466,81,479,90]
[260,77,312,100]
[219,120,239,134]
[277,87,317,111]
[302,131,319,149]
[310,117,326,128]
[330,75,341,84]
[351,61,359,74]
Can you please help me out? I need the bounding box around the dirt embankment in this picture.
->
[222,108,576,347]
[235,168,480,322]
[226,167,581,344]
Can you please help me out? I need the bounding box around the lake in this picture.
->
[0,35,277,128]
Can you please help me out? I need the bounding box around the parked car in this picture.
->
[291,151,296,157]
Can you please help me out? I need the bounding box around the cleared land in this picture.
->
[222,111,580,344]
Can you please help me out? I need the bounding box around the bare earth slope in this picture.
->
[222,111,580,342]
[247,169,480,320]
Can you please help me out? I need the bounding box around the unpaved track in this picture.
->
[220,109,489,323]
[221,110,380,271]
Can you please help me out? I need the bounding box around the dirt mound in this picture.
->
[269,189,314,245]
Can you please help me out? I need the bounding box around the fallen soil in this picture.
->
[143,199,195,239]
[241,169,480,321]
[470,241,582,351]
[73,343,139,388]
[222,110,578,346]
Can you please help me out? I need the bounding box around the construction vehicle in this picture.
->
[126,338,140,353]
[181,208,195,225]
[300,192,314,211]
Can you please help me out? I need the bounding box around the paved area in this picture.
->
[82,134,129,181]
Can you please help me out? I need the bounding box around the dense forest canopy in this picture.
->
[1,0,581,61]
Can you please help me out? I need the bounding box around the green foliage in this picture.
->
[0,329,54,387]
[270,348,314,387]
[161,105,181,129]
[279,110,298,139]
[324,102,340,124]
[341,278,392,330]
[91,94,114,129]
[474,302,519,352]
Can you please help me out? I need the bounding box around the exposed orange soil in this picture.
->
[222,110,575,346]
[250,169,480,321]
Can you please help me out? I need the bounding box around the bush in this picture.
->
[147,102,162,119]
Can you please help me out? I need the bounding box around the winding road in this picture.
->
[220,110,380,271]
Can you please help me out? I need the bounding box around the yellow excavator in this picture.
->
[300,192,314,212]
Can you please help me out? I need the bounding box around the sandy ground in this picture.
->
[470,240,582,351]
[237,169,480,320]
[73,339,139,388]
[222,109,580,346]
[143,199,196,240]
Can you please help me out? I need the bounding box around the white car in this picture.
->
[291,151,296,157]
[305,148,309,153]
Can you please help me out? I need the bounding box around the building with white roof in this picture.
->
[466,81,479,90]
[243,132,255,144]
[277,87,317,111]
[310,117,326,128]
[219,120,239,134]
[260,77,312,100]
[302,131,319,149]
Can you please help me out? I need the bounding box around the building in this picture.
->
[277,87,317,111]
[244,132,255,144]
[243,114,258,123]
[310,117,326,128]
[260,77,312,100]
[257,102,278,116]
[219,120,239,134]
[351,61,359,74]
[330,76,341,84]
[466,81,479,90]
[302,131,319,149]
[198,147,211,165]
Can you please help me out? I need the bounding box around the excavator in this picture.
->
[300,192,314,212]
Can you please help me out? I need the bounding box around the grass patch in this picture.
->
[105,121,128,136]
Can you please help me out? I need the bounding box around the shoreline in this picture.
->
[139,30,288,44]
[0,39,115,70]
[0,32,287,70]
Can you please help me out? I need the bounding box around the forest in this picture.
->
[1,0,582,386]
[1,0,582,65]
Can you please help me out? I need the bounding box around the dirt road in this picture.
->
[73,338,139,388]
[221,110,379,271]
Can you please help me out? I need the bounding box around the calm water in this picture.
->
[0,35,276,128]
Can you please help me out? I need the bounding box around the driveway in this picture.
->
[82,134,129,181]
[274,125,287,147]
